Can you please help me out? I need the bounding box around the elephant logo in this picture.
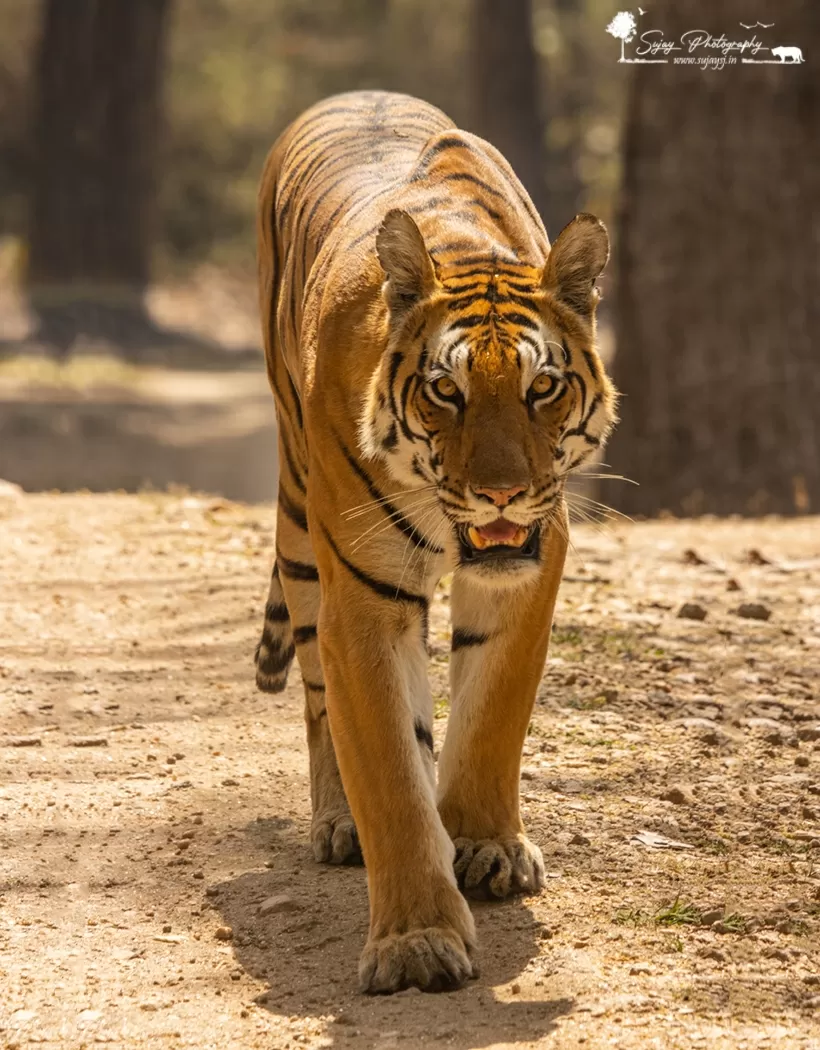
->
[771,46,804,63]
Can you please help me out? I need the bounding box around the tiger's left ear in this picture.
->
[376,209,438,314]
[543,213,610,319]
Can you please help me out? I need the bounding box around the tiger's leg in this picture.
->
[313,528,475,993]
[278,484,363,865]
[437,517,568,899]
[255,427,360,863]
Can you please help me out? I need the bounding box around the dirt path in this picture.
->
[1,490,818,1049]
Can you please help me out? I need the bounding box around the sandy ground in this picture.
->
[1,489,818,1049]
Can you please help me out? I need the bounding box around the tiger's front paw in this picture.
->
[359,926,477,994]
[453,834,545,900]
[311,810,363,865]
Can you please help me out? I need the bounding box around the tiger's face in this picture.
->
[361,210,618,585]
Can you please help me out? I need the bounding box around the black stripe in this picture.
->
[415,134,474,172]
[505,290,541,311]
[278,555,319,582]
[448,313,489,330]
[499,310,541,331]
[440,171,504,198]
[414,720,434,752]
[278,103,364,159]
[337,436,443,554]
[293,624,318,645]
[257,641,295,675]
[278,486,308,531]
[429,240,481,258]
[279,135,365,202]
[452,628,492,652]
[303,680,326,693]
[582,348,599,382]
[381,423,398,452]
[265,602,290,623]
[565,371,588,417]
[466,196,503,222]
[397,373,428,443]
[446,292,494,311]
[278,429,307,494]
[303,170,381,244]
[320,525,428,609]
[387,350,404,419]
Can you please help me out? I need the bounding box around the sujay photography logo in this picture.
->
[606,10,805,70]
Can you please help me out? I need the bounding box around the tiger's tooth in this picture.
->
[468,526,488,549]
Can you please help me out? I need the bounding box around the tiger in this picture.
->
[253,90,617,994]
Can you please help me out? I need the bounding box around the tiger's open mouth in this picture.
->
[459,519,539,562]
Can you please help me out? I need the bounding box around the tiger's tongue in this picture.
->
[475,519,521,544]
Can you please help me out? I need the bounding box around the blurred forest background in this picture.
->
[0,0,816,515]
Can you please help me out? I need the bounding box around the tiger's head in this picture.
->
[360,209,618,585]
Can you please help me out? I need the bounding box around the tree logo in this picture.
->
[606,9,667,64]
[607,11,637,62]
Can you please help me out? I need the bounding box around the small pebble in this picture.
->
[222,778,240,787]
[258,893,301,916]
[629,963,651,975]
[66,736,109,748]
[678,603,707,621]
[214,926,233,941]
[795,754,810,768]
[570,832,591,846]
[734,602,771,621]
[660,785,694,806]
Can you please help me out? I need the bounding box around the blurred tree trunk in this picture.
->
[27,0,171,354]
[544,0,584,235]
[469,0,548,225]
[610,0,820,516]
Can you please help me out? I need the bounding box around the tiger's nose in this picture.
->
[472,483,527,507]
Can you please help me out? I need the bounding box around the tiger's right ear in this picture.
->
[376,209,438,313]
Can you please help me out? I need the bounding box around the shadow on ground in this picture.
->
[212,819,573,1048]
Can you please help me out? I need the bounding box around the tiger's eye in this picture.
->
[531,374,557,397]
[433,376,458,399]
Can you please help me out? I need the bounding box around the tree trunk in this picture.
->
[609,0,820,516]
[27,0,171,353]
[469,0,549,227]
[543,0,584,235]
